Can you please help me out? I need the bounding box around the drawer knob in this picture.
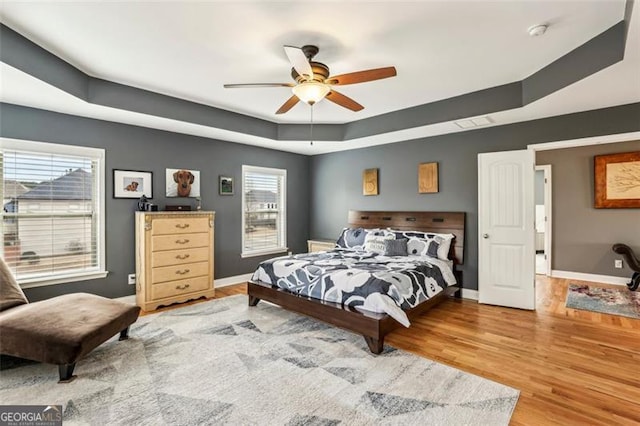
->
[175,254,190,260]
[176,269,190,275]
[175,223,190,229]
[175,239,190,244]
[175,284,190,290]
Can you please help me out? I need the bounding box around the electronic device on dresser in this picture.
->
[135,211,215,311]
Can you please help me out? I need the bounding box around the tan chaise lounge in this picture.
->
[0,258,140,382]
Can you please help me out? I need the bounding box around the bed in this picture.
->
[248,210,465,354]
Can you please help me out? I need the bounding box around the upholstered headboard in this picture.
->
[347,210,466,265]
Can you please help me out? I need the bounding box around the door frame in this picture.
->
[527,130,640,280]
[477,131,640,307]
[535,165,552,276]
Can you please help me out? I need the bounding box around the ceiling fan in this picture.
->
[223,45,397,114]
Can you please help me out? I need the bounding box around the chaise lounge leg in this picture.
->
[248,295,261,307]
[58,363,76,383]
[364,336,384,355]
[119,326,130,341]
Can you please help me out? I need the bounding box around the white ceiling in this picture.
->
[0,1,638,155]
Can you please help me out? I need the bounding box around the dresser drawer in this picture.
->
[152,232,210,252]
[151,276,211,300]
[151,261,209,284]
[151,217,210,235]
[152,247,209,268]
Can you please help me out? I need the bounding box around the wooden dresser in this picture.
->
[135,211,215,311]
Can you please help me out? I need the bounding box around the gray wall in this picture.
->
[310,103,640,291]
[0,103,310,301]
[537,140,640,278]
[535,170,545,205]
[2,102,639,298]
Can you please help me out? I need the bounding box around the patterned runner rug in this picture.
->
[566,284,640,319]
[0,295,519,425]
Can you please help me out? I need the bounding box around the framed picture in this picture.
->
[219,176,234,195]
[166,168,201,198]
[113,170,153,199]
[418,162,439,193]
[363,168,379,196]
[594,151,640,208]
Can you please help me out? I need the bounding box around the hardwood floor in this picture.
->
[145,277,639,425]
[388,277,640,426]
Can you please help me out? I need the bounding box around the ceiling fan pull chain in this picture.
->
[310,104,314,146]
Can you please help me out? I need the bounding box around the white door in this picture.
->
[478,149,535,309]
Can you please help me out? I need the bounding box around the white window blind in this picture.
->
[242,165,287,257]
[0,139,106,286]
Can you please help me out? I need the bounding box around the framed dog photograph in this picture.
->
[219,175,233,195]
[166,168,201,198]
[113,169,153,199]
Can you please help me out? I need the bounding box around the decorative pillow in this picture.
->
[335,227,368,250]
[364,232,395,254]
[336,228,391,251]
[0,257,29,311]
[384,238,408,256]
[367,229,394,237]
[389,229,455,261]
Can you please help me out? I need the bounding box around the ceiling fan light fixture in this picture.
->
[292,82,331,105]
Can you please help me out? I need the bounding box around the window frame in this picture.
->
[241,165,287,258]
[0,138,108,288]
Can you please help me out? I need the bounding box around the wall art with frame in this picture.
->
[166,168,201,198]
[113,169,153,199]
[594,151,640,208]
[219,175,234,195]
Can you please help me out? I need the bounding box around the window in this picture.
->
[0,139,106,287]
[242,165,287,257]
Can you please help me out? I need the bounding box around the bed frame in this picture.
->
[248,210,466,354]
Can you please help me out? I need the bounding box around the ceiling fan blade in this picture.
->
[284,45,313,80]
[275,95,300,114]
[326,90,364,112]
[224,83,294,88]
[325,66,397,86]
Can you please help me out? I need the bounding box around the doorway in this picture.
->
[535,165,552,276]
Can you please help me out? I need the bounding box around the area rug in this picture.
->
[566,284,640,319]
[0,295,519,425]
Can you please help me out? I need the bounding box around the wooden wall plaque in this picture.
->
[363,168,379,196]
[418,162,439,193]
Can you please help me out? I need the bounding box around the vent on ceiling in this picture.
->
[455,116,494,129]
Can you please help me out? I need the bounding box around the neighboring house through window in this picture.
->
[0,138,106,287]
[241,165,287,257]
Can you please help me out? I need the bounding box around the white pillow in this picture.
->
[364,233,395,254]
[433,233,455,260]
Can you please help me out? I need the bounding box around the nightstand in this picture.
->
[307,239,336,253]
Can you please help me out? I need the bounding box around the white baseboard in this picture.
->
[215,273,253,288]
[551,270,630,286]
[460,288,479,300]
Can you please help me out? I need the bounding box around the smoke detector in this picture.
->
[528,24,548,37]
